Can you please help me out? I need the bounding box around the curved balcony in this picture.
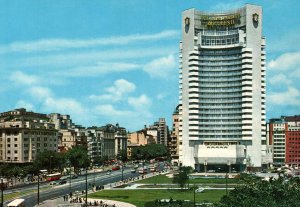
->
[242,48,253,53]
[242,53,252,58]
[242,64,253,69]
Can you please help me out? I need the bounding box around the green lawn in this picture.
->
[135,175,172,184]
[89,189,226,207]
[135,174,240,184]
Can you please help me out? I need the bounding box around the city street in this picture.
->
[4,167,140,207]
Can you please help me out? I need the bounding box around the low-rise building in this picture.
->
[267,115,300,167]
[168,105,180,164]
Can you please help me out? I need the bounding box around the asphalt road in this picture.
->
[4,167,141,207]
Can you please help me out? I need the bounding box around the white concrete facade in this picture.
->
[179,4,266,170]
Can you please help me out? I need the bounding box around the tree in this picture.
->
[217,176,300,207]
[131,144,169,161]
[66,146,90,174]
[33,150,62,173]
[173,166,193,190]
[117,149,128,162]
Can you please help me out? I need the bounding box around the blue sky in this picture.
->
[0,0,300,131]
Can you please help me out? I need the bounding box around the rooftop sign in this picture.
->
[201,14,240,27]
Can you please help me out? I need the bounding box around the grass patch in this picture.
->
[4,189,36,201]
[135,175,172,184]
[137,184,178,188]
[89,189,226,207]
[135,174,240,185]
[4,185,51,201]
[189,177,240,184]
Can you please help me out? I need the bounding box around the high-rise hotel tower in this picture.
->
[179,4,266,171]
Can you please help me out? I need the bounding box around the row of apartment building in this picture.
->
[0,108,127,163]
[0,108,174,164]
[1,107,297,169]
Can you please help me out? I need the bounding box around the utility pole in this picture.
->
[93,167,95,187]
[0,178,6,207]
[121,164,124,181]
[37,172,40,205]
[193,184,196,207]
[69,164,72,195]
[226,172,228,196]
[85,167,88,205]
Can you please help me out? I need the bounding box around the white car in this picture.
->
[195,188,204,193]
[49,181,57,185]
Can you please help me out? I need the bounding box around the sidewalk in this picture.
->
[37,197,136,207]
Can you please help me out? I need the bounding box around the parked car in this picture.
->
[72,174,78,179]
[58,179,67,185]
[131,169,136,173]
[49,181,57,185]
[112,165,120,171]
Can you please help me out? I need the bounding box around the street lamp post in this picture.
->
[85,166,88,206]
[69,163,72,195]
[0,178,7,207]
[49,155,53,173]
[37,172,40,205]
[121,164,124,182]
[226,160,230,196]
[193,184,196,207]
[93,167,95,187]
[226,172,228,196]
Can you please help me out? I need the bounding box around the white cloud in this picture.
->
[43,97,85,115]
[94,104,134,117]
[106,79,136,96]
[15,100,35,111]
[27,86,53,100]
[89,79,136,102]
[1,46,177,72]
[61,62,140,77]
[143,54,177,78]
[210,1,244,11]
[268,87,300,106]
[269,74,292,85]
[0,30,179,54]
[128,94,152,111]
[268,52,300,71]
[157,93,167,100]
[9,71,39,85]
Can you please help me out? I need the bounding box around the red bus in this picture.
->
[46,173,61,181]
